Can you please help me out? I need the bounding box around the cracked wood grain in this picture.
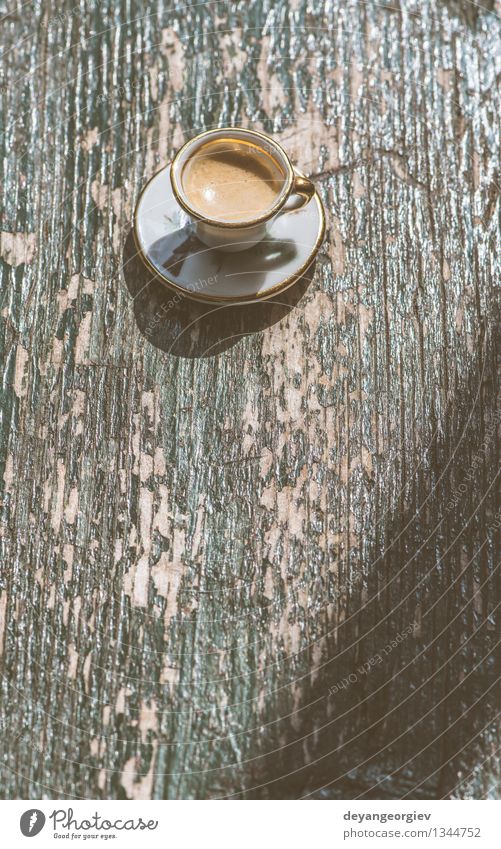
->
[0,0,499,800]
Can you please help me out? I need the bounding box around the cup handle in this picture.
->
[282,171,316,212]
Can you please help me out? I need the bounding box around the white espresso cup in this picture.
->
[170,127,316,253]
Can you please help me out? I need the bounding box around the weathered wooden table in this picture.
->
[1,0,499,800]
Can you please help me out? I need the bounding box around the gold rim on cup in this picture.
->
[169,126,316,229]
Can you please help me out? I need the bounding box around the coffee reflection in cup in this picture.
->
[182,138,285,223]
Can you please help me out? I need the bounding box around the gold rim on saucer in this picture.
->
[132,164,326,305]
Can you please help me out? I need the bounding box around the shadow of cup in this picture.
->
[121,229,316,358]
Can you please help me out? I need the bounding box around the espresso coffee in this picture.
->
[181,139,285,223]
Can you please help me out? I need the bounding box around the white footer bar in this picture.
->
[1,799,499,848]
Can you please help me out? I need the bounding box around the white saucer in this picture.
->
[133,164,325,303]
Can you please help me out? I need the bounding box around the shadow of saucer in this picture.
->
[121,229,315,358]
